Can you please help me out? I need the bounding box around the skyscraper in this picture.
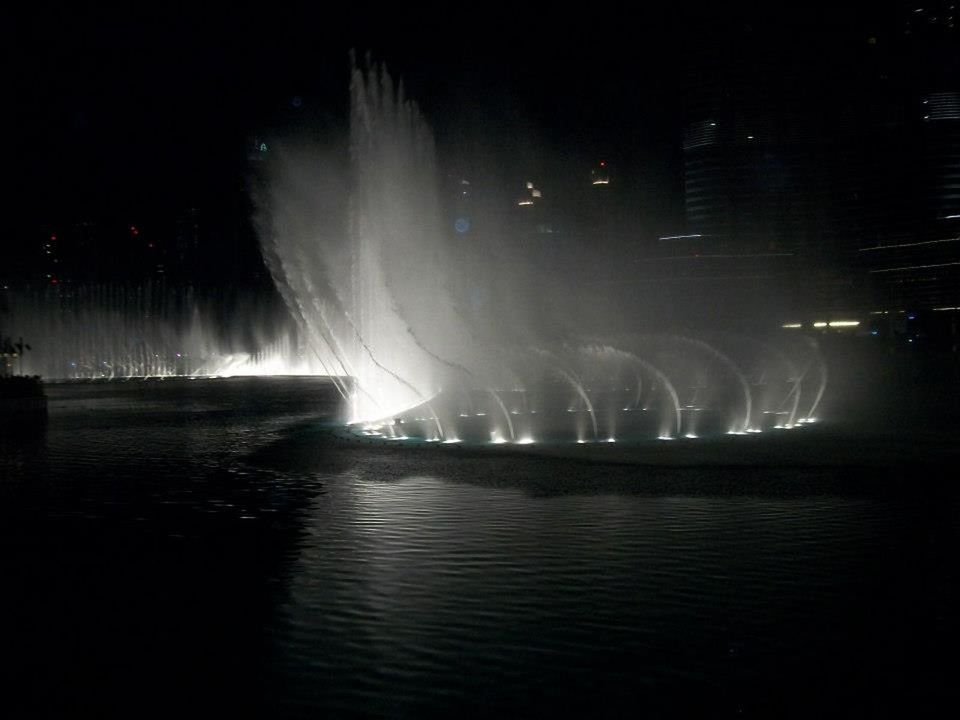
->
[679,5,960,315]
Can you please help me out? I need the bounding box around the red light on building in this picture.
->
[50,278,59,285]
[130,225,139,236]
[50,235,57,241]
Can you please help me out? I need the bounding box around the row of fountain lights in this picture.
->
[358,408,818,446]
[782,320,860,329]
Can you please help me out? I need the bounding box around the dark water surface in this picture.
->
[2,378,958,717]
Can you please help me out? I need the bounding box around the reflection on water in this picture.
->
[1,379,958,717]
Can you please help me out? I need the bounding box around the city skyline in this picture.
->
[6,3,959,319]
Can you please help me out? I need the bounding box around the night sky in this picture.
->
[9,3,910,246]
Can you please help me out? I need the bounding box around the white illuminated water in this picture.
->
[4,64,829,444]
[256,62,829,443]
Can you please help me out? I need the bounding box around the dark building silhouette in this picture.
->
[678,3,960,317]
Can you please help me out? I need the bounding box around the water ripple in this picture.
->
[2,380,958,717]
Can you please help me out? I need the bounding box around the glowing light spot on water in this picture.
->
[442,438,461,444]
[685,433,698,439]
[577,439,587,444]
[658,435,674,441]
[607,437,616,443]
[515,437,535,445]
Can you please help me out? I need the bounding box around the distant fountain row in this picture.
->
[2,283,324,379]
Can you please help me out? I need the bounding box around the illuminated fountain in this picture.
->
[4,284,323,380]
[3,62,828,441]
[0,63,830,432]
[253,61,829,446]
[354,336,826,444]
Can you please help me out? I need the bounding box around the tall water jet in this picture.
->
[257,61,484,425]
